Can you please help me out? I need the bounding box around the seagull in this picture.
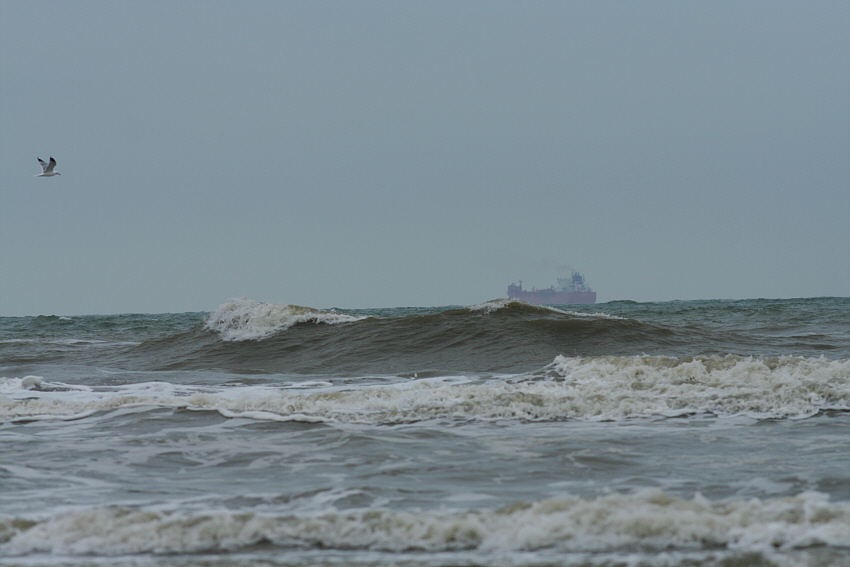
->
[36,157,60,177]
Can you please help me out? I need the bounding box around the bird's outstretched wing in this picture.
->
[38,157,49,173]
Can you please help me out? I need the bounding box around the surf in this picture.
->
[4,355,848,424]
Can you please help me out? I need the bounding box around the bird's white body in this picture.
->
[36,157,60,176]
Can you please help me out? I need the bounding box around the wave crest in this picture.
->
[204,298,364,341]
[466,298,623,320]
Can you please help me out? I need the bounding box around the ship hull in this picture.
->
[508,289,597,305]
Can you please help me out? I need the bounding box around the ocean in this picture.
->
[1,296,849,567]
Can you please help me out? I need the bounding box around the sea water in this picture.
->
[2,297,849,566]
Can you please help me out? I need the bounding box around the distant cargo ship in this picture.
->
[508,272,597,304]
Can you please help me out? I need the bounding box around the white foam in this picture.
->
[547,355,850,420]
[467,298,527,313]
[2,490,848,556]
[2,356,848,424]
[205,298,364,341]
[20,376,42,390]
[0,378,194,422]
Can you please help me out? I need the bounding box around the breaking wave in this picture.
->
[204,297,365,341]
[3,355,848,424]
[2,490,848,557]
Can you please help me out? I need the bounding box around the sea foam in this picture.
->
[2,490,848,556]
[2,355,848,423]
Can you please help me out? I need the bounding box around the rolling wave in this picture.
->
[4,297,847,377]
[123,298,695,375]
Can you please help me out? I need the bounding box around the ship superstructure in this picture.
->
[507,272,596,304]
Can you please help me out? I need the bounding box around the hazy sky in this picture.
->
[2,1,848,315]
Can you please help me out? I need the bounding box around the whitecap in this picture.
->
[204,298,364,341]
[20,376,42,390]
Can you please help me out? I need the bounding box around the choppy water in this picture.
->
[2,297,849,566]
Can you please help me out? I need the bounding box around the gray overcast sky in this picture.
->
[1,1,848,316]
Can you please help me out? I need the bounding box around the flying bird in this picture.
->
[36,157,60,177]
